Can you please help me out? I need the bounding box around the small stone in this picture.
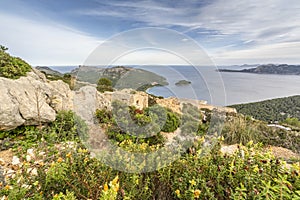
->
[0,158,5,166]
[26,155,31,162]
[11,156,20,166]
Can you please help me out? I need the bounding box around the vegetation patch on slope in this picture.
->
[230,95,300,122]
[0,45,31,79]
[0,110,299,199]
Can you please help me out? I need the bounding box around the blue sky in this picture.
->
[0,0,299,65]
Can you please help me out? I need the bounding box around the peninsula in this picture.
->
[219,64,300,75]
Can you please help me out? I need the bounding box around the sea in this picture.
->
[50,65,300,106]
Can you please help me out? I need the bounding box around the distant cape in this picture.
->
[218,64,300,75]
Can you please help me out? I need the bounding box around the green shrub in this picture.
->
[0,46,31,79]
[95,109,113,124]
[159,142,300,199]
[283,117,300,128]
[3,138,300,200]
[161,111,181,133]
[99,101,165,146]
[97,77,113,93]
[10,111,84,152]
[43,111,80,143]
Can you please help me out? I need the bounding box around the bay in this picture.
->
[50,65,300,106]
[138,65,300,106]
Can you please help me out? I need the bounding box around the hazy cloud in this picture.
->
[1,0,299,65]
[0,13,100,65]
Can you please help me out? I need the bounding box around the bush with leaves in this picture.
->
[95,109,113,124]
[0,45,31,79]
[159,141,300,199]
[2,135,300,199]
[161,111,181,133]
[283,117,300,128]
[97,77,113,93]
[95,101,166,146]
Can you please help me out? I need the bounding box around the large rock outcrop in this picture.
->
[73,87,148,124]
[0,69,73,130]
[0,68,236,131]
[0,70,150,130]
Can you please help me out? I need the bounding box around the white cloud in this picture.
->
[75,0,300,64]
[78,0,300,44]
[0,13,101,66]
[74,1,200,27]
[1,0,299,65]
[198,0,300,44]
[211,42,300,65]
[83,28,214,66]
[112,50,189,65]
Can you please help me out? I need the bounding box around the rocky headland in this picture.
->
[219,64,300,75]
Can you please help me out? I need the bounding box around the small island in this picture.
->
[175,80,191,86]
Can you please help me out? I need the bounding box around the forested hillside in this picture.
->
[230,95,300,122]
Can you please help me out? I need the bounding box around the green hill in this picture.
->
[230,95,300,122]
[71,65,168,90]
[36,66,63,77]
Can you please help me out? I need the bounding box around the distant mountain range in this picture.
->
[219,64,300,75]
[36,66,63,77]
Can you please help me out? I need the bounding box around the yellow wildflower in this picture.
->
[103,183,108,191]
[194,189,201,198]
[66,152,72,158]
[197,136,205,143]
[247,140,254,146]
[78,148,88,153]
[253,165,259,173]
[114,183,120,192]
[84,157,89,163]
[175,189,180,197]
[112,175,119,185]
[82,148,88,153]
[218,136,224,141]
[57,157,63,163]
[4,185,12,190]
[189,179,196,186]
